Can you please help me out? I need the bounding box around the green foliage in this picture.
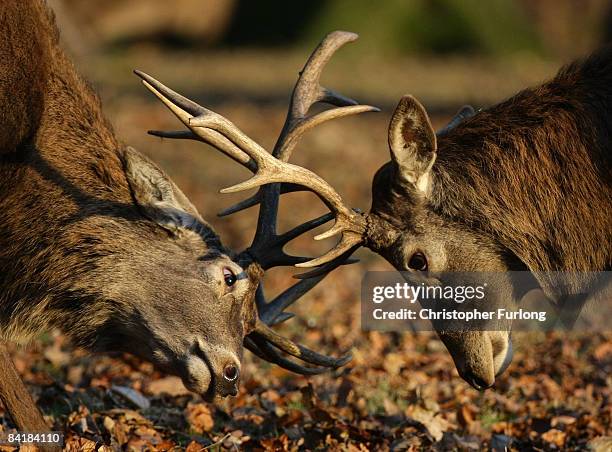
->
[304,0,542,56]
[364,379,410,415]
[479,404,517,429]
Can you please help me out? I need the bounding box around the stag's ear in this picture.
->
[388,95,437,195]
[123,146,203,235]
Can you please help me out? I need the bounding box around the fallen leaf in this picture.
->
[406,405,451,442]
[112,385,151,410]
[458,404,474,428]
[588,436,612,452]
[551,415,577,427]
[146,376,190,397]
[383,352,404,374]
[102,416,115,432]
[542,428,566,447]
[43,344,70,367]
[593,342,612,361]
[185,403,215,433]
[186,440,206,451]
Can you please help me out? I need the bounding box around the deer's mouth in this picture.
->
[180,353,214,398]
[495,335,513,377]
[440,330,513,390]
[187,340,242,401]
[462,337,513,390]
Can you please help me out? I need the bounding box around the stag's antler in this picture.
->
[135,31,377,269]
[437,105,475,136]
[136,31,376,374]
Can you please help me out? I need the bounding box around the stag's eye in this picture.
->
[223,267,237,287]
[407,252,428,271]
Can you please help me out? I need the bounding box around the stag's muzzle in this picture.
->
[180,347,241,400]
[441,331,513,390]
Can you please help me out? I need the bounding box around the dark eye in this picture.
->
[223,267,237,287]
[407,252,428,271]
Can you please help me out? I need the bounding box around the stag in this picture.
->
[357,57,611,387]
[0,0,373,437]
[325,53,610,389]
[151,43,611,390]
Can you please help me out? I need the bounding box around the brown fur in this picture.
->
[0,0,256,398]
[371,49,612,286]
[368,49,612,388]
[434,53,612,275]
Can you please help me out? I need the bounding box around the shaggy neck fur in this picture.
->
[431,48,612,275]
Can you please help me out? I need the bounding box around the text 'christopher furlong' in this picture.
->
[372,308,547,322]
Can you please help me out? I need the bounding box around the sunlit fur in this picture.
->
[0,0,257,399]
[368,49,612,388]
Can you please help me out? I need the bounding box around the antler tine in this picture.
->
[217,183,305,217]
[259,262,335,325]
[275,30,380,161]
[251,319,352,368]
[248,289,352,372]
[242,210,356,271]
[288,31,359,118]
[294,244,360,279]
[246,213,335,270]
[148,129,201,140]
[149,129,261,173]
[134,70,258,173]
[277,104,380,163]
[437,105,475,137]
[244,336,335,375]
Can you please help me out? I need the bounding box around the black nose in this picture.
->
[223,364,239,382]
[465,372,494,391]
[217,364,240,397]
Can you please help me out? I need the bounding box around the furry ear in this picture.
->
[123,146,204,235]
[388,95,437,194]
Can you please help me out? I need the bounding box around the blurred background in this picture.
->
[52,0,612,109]
[4,1,610,449]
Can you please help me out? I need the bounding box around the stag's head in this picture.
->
[276,94,519,389]
[367,96,519,389]
[85,146,255,400]
[127,31,379,399]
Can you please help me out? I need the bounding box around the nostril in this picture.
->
[223,364,239,382]
[467,373,494,391]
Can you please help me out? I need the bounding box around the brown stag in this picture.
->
[321,50,610,389]
[0,0,373,436]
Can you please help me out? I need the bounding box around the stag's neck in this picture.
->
[432,49,612,274]
[35,45,126,198]
[0,0,133,342]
